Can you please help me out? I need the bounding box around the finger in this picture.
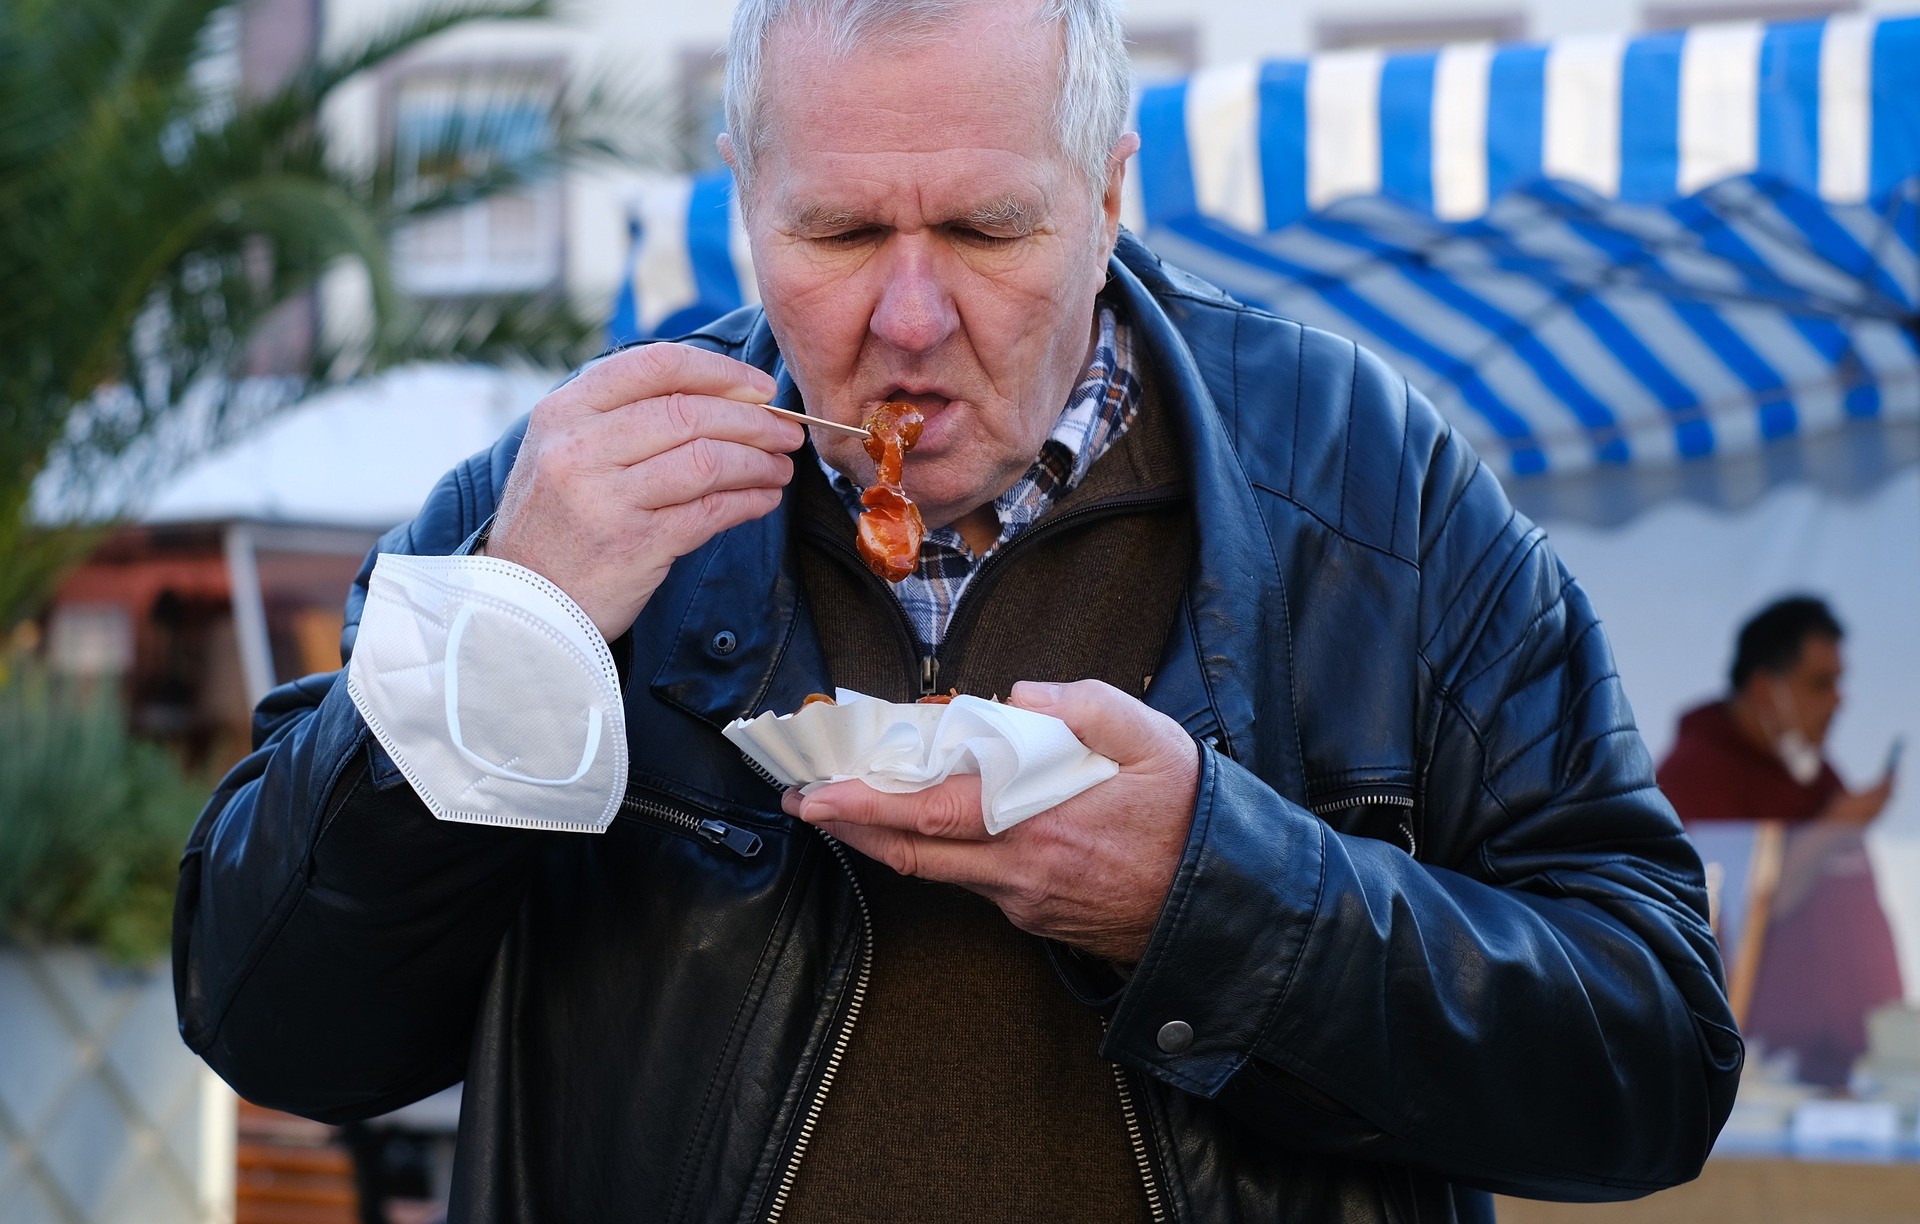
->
[795,776,990,841]
[590,394,805,469]
[623,438,795,511]
[816,821,1002,888]
[561,342,778,418]
[1009,678,1178,768]
[657,486,787,552]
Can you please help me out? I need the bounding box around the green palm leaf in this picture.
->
[0,0,665,629]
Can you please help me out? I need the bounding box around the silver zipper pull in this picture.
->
[919,655,941,697]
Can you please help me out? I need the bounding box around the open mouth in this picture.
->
[876,389,954,414]
[869,389,957,453]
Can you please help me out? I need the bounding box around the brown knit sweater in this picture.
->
[780,379,1191,1222]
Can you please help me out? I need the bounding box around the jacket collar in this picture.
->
[1106,235,1301,786]
[647,236,1302,792]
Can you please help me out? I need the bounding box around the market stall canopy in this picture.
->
[136,365,551,529]
[611,14,1920,525]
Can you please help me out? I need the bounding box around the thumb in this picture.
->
[1010,678,1169,766]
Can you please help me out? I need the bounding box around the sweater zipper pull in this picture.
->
[920,654,941,698]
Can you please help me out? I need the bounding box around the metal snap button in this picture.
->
[1156,1020,1194,1054]
[711,630,738,655]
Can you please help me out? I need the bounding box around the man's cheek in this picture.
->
[758,242,862,304]
[765,270,848,317]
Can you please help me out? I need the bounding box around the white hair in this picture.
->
[723,0,1132,209]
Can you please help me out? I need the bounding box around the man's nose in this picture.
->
[869,237,959,354]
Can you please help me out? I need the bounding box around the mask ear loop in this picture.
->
[1764,676,1803,741]
[444,603,603,787]
[1762,674,1824,784]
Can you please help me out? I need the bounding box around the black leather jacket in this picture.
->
[174,233,1740,1223]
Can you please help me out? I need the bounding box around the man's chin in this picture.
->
[907,486,1003,535]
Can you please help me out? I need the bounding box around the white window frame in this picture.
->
[1127,22,1201,85]
[385,60,568,298]
[1641,0,1857,28]
[1315,12,1528,52]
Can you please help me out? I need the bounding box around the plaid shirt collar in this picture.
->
[818,303,1141,652]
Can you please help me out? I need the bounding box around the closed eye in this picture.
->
[818,227,881,246]
[948,225,1018,246]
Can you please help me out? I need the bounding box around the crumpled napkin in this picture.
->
[721,688,1118,834]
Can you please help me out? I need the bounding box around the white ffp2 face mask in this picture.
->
[346,553,629,832]
[1776,730,1824,787]
[1766,681,1824,788]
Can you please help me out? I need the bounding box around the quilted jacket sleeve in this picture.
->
[172,429,541,1123]
[1104,413,1740,1201]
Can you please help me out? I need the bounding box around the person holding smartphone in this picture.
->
[1659,595,1904,1088]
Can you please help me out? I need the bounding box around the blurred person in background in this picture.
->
[1659,595,1903,1088]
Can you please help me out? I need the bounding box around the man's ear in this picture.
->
[1100,133,1142,254]
[718,133,755,219]
[1098,132,1136,285]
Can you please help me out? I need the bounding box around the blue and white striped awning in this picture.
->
[1130,14,1918,230]
[610,172,757,346]
[612,14,1920,522]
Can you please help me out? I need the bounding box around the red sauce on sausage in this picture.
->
[856,401,926,583]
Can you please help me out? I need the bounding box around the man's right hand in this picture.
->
[484,344,804,640]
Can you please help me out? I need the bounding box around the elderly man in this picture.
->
[174,0,1740,1220]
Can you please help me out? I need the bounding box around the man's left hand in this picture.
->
[781,680,1200,963]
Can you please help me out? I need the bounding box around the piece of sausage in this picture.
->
[856,401,926,582]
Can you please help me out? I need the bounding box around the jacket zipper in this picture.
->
[723,755,878,1221]
[764,831,873,1223]
[737,753,787,793]
[1309,793,1418,858]
[618,793,763,858]
[1113,1064,1169,1222]
[1103,1018,1169,1223]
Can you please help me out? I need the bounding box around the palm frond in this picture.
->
[0,0,673,629]
[325,291,607,380]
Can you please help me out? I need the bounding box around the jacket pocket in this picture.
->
[1308,780,1420,858]
[617,787,764,858]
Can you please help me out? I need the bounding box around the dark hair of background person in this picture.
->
[1729,596,1845,690]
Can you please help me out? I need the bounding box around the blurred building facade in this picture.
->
[307,0,1920,339]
